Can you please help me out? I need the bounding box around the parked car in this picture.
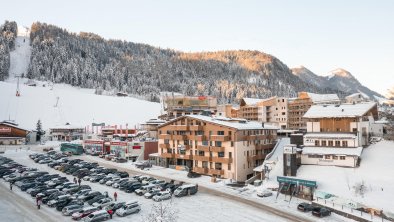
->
[125,182,142,193]
[103,202,125,213]
[152,191,172,202]
[256,189,273,197]
[62,204,84,216]
[135,161,152,169]
[72,206,99,220]
[144,188,162,199]
[174,184,198,197]
[116,202,141,217]
[297,202,316,212]
[83,210,110,222]
[87,194,106,205]
[92,198,112,208]
[312,207,331,217]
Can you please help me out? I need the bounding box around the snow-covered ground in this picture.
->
[1,149,292,222]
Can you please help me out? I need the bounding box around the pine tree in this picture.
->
[36,119,44,141]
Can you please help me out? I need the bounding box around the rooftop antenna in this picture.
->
[16,75,21,97]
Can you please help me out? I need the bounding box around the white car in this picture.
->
[112,178,129,188]
[257,189,273,197]
[92,198,112,208]
[152,191,172,202]
[105,177,121,186]
[116,202,141,217]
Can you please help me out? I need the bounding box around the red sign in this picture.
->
[132,146,142,149]
[198,96,207,100]
[84,140,104,145]
[110,141,128,146]
[0,127,11,133]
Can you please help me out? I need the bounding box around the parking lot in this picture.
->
[0,149,292,222]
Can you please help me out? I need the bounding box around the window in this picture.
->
[228,164,231,171]
[217,131,225,135]
[340,156,346,160]
[315,140,320,146]
[198,151,205,156]
[202,161,208,168]
[215,141,222,147]
[195,160,198,167]
[229,152,232,158]
[333,156,338,160]
[324,155,331,159]
[218,152,225,157]
[164,139,169,144]
[230,141,234,147]
[328,141,333,146]
[321,140,327,146]
[202,141,208,146]
[342,141,348,147]
[335,141,340,147]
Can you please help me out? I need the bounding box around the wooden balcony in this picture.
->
[196,145,210,152]
[247,154,266,162]
[210,135,229,141]
[189,125,203,131]
[172,135,188,140]
[208,168,224,175]
[193,155,211,161]
[161,153,175,158]
[167,125,189,131]
[193,135,207,141]
[193,167,208,174]
[158,134,172,140]
[210,146,225,152]
[174,154,193,160]
[211,157,232,164]
[255,144,274,151]
[159,143,171,149]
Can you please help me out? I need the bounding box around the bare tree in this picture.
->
[146,199,179,222]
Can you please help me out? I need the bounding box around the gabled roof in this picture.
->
[307,92,340,103]
[241,98,265,106]
[0,122,30,132]
[158,115,278,130]
[303,102,377,118]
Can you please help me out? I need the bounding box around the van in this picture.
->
[174,184,198,197]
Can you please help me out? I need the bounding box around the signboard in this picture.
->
[277,176,317,187]
[283,145,297,154]
[132,145,141,149]
[84,140,104,145]
[110,141,128,146]
[0,127,11,133]
[92,123,105,127]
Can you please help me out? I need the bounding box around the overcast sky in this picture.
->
[2,0,393,96]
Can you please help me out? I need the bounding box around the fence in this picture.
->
[314,197,391,222]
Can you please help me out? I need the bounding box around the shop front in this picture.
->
[110,141,128,158]
[84,140,104,155]
[277,176,317,201]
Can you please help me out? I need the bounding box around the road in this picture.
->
[76,156,313,222]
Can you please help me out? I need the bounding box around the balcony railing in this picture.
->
[208,168,224,175]
[167,125,189,131]
[159,143,171,149]
[161,153,175,158]
[193,167,208,174]
[174,154,193,160]
[193,135,207,141]
[193,155,211,161]
[189,125,203,131]
[255,144,274,150]
[247,154,266,162]
[196,145,210,152]
[210,135,230,142]
[211,157,232,164]
[158,134,172,140]
[172,135,188,140]
[210,146,225,152]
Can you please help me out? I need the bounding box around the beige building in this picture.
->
[161,95,217,120]
[217,104,239,118]
[288,92,340,130]
[345,93,370,104]
[157,115,278,182]
[238,97,288,129]
[301,102,378,167]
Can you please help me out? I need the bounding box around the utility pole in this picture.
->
[15,75,21,97]
[54,96,59,107]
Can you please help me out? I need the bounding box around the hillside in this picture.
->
[26,22,340,104]
[291,66,382,98]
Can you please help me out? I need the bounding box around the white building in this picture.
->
[345,93,370,104]
[301,102,378,167]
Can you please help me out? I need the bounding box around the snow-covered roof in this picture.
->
[0,121,30,132]
[242,98,265,106]
[302,147,363,156]
[346,92,369,100]
[307,92,340,103]
[303,102,376,118]
[50,124,84,130]
[304,133,357,139]
[160,115,279,130]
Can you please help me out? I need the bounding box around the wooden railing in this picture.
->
[210,135,230,141]
[193,155,211,161]
[211,157,232,164]
[161,153,175,158]
[208,168,224,175]
[193,167,208,174]
[196,145,210,152]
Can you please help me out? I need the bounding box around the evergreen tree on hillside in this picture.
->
[36,119,45,141]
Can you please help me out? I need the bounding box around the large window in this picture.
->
[321,140,327,146]
[335,141,340,147]
[217,131,225,135]
[215,141,222,147]
[342,141,348,147]
[218,152,225,157]
[328,141,333,146]
[340,156,346,160]
[315,140,320,146]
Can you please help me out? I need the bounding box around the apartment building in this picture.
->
[157,115,278,182]
[238,97,288,129]
[301,102,378,167]
[288,92,340,130]
[161,95,217,120]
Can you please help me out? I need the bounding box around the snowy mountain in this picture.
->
[386,86,394,99]
[292,66,382,98]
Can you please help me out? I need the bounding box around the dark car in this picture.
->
[87,194,106,205]
[82,191,101,201]
[297,202,316,212]
[116,171,129,178]
[312,207,331,217]
[125,183,142,193]
[21,182,40,191]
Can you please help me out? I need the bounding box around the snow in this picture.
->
[304,133,357,139]
[0,81,161,131]
[303,102,376,118]
[297,141,394,214]
[242,98,266,106]
[306,92,340,104]
[8,32,31,80]
[301,146,363,156]
[184,115,278,130]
